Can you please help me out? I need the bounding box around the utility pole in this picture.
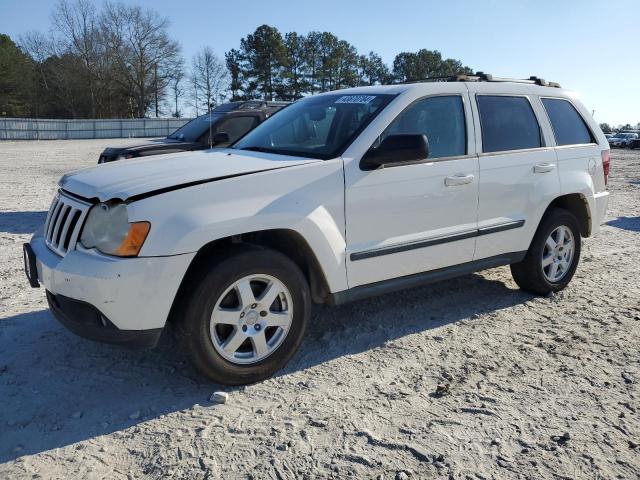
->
[154,63,159,118]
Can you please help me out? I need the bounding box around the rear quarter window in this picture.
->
[477,95,542,153]
[541,98,594,146]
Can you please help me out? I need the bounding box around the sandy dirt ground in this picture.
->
[0,140,638,479]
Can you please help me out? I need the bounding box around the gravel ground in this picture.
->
[0,140,638,479]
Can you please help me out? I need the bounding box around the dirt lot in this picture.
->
[0,140,638,479]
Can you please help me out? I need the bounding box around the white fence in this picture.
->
[0,117,192,140]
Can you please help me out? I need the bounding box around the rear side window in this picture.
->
[382,95,466,159]
[477,96,542,153]
[541,98,594,146]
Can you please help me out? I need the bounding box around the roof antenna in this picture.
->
[208,100,213,149]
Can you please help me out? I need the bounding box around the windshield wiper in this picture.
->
[239,146,279,153]
[237,145,327,160]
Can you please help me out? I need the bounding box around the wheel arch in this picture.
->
[167,229,332,326]
[543,193,592,237]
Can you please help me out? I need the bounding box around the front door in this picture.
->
[344,89,479,288]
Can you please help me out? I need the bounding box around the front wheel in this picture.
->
[178,246,311,385]
[510,209,581,295]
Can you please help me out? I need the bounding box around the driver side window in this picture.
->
[381,95,467,159]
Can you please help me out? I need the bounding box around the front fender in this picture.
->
[127,159,348,293]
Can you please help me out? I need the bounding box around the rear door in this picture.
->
[540,96,605,203]
[468,84,560,260]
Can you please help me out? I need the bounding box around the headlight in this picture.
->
[80,202,150,257]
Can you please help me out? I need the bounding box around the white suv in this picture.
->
[24,75,610,384]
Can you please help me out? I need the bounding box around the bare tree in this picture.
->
[191,47,228,113]
[19,31,55,116]
[52,0,101,116]
[168,58,185,117]
[100,2,181,118]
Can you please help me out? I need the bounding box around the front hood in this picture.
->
[60,149,322,202]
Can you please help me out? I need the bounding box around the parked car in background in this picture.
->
[25,74,610,385]
[604,133,614,140]
[630,136,640,149]
[607,132,638,148]
[97,101,288,163]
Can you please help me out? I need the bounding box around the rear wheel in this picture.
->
[510,209,581,295]
[178,246,311,385]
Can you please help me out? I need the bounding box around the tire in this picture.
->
[178,246,311,385]
[510,208,581,295]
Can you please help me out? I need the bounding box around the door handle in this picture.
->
[533,163,556,174]
[444,173,474,186]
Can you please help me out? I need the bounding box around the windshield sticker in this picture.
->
[335,95,377,104]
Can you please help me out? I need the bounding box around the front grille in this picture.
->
[44,191,91,257]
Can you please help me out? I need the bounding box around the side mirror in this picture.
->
[360,134,429,171]
[212,132,230,145]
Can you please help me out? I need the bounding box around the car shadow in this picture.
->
[606,216,640,232]
[0,211,48,234]
[0,271,532,462]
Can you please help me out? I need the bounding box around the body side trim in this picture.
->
[477,219,525,235]
[349,220,525,261]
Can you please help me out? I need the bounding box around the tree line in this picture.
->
[225,25,472,102]
[599,122,640,134]
[0,0,474,119]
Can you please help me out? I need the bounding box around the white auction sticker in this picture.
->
[335,95,377,104]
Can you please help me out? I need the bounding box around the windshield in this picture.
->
[167,113,224,142]
[233,93,395,159]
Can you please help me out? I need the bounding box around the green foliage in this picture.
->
[599,123,612,133]
[238,25,287,101]
[281,32,308,100]
[392,49,473,82]
[0,34,35,117]
[229,26,473,101]
[358,52,391,86]
[225,49,244,101]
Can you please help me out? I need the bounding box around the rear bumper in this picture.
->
[47,291,162,348]
[592,190,610,234]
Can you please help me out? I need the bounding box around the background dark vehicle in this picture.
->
[97,101,288,163]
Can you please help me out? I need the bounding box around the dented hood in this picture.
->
[59,148,321,202]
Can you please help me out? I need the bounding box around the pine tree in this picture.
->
[0,34,35,117]
[238,25,286,101]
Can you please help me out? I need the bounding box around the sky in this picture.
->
[1,0,638,125]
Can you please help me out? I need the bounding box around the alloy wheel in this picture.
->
[541,225,575,283]
[209,274,293,364]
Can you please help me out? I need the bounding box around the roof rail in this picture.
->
[401,72,561,88]
[236,100,290,110]
[237,100,267,110]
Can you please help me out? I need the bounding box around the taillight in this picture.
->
[601,150,610,186]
